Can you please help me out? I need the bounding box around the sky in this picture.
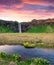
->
[0,0,54,22]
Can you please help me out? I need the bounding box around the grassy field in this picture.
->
[0,33,54,48]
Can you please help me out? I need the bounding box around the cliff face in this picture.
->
[0,20,19,32]
[21,19,54,32]
[0,18,54,32]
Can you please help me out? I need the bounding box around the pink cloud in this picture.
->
[0,7,54,22]
[0,0,54,22]
[23,0,54,6]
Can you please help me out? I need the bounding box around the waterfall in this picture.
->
[18,23,21,33]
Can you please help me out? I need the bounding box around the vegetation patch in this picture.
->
[0,26,13,33]
[0,33,54,48]
[23,42,54,48]
[0,52,50,65]
[23,42,36,48]
[27,25,54,33]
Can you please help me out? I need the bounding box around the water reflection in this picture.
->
[0,45,54,65]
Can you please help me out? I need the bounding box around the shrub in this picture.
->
[17,58,50,65]
[13,54,21,62]
[33,58,50,65]
[0,52,21,62]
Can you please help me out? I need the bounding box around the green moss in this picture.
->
[23,42,36,48]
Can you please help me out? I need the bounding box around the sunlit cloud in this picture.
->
[0,0,54,22]
[23,0,54,6]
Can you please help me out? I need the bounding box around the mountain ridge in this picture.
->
[0,18,54,32]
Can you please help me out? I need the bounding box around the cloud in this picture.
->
[0,0,23,5]
[0,0,54,22]
[0,0,23,9]
[23,0,54,6]
[0,0,54,10]
[0,8,54,22]
[0,0,54,7]
[14,4,54,15]
[46,6,54,12]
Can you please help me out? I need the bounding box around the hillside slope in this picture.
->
[0,26,13,33]
[27,26,54,33]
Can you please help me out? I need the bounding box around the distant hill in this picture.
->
[0,18,54,33]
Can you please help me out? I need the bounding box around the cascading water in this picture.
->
[18,23,21,33]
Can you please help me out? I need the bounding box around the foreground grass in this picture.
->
[0,33,54,48]
[0,52,50,65]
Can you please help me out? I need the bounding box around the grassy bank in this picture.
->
[0,52,50,65]
[0,33,54,48]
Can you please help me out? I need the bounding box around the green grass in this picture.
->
[0,26,13,33]
[27,25,54,33]
[23,42,36,48]
[17,58,50,65]
[0,52,50,65]
[0,52,21,65]
[0,33,54,48]
[23,42,54,48]
[0,60,9,65]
